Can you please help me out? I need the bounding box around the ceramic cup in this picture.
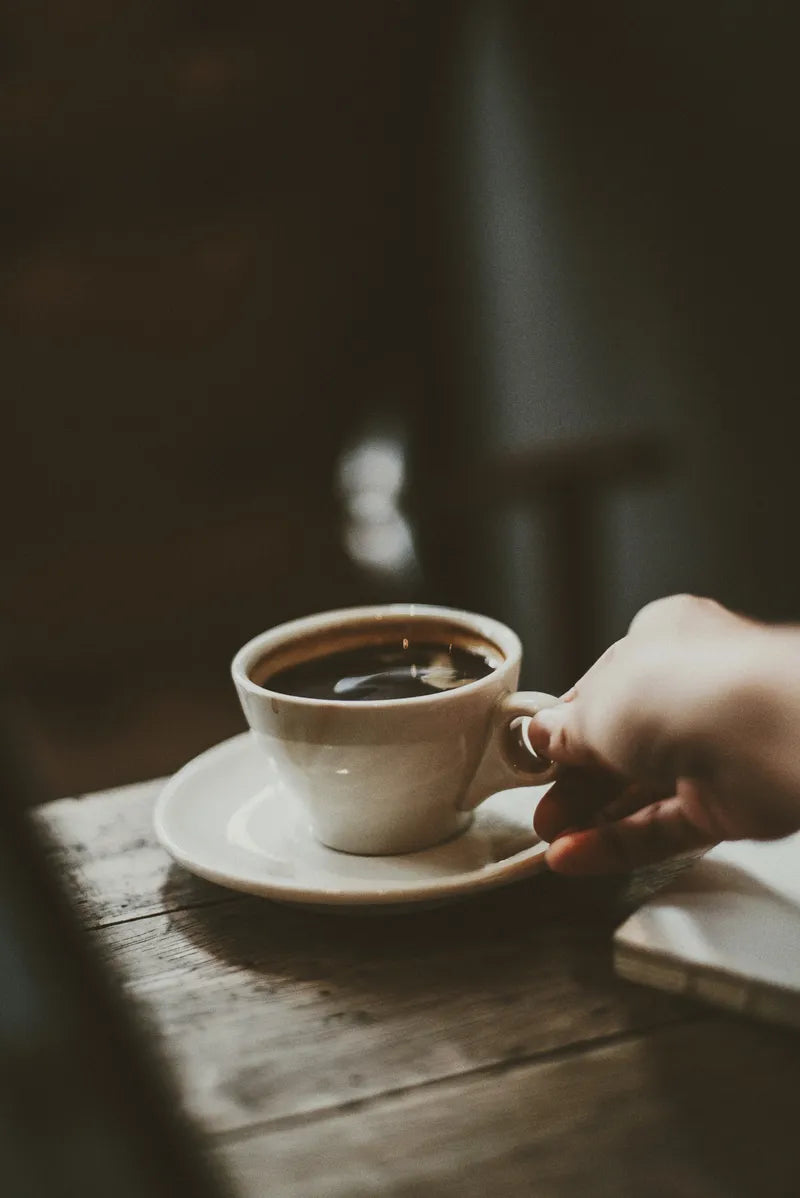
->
[231,604,559,856]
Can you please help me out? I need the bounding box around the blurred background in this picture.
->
[3,0,800,800]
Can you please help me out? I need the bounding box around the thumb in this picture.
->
[528,701,596,768]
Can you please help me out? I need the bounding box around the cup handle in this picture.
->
[459,691,561,811]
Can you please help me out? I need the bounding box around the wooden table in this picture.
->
[37,779,800,1197]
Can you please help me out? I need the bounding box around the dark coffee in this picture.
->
[263,639,496,701]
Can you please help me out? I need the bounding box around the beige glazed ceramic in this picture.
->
[231,604,559,856]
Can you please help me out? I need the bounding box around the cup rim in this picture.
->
[231,603,522,710]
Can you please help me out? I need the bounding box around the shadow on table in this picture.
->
[159,858,696,1032]
[160,857,627,959]
[626,1015,800,1196]
[156,862,800,1195]
[158,851,699,975]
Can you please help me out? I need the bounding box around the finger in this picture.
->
[594,779,667,824]
[533,768,623,843]
[527,703,598,768]
[527,640,628,766]
[544,794,718,875]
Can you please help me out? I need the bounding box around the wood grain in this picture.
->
[91,881,695,1134]
[36,784,795,1197]
[36,786,696,1137]
[34,782,235,926]
[217,1018,800,1198]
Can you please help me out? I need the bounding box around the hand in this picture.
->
[528,595,800,874]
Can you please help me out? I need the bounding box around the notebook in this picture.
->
[614,832,800,1030]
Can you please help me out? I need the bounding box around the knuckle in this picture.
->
[628,593,713,637]
[549,721,572,759]
[544,719,593,768]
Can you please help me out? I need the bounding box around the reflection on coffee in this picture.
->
[264,640,495,701]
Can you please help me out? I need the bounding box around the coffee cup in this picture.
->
[231,604,559,856]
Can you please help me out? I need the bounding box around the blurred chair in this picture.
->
[414,434,672,692]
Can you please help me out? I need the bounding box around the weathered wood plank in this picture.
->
[34,784,800,1197]
[34,783,236,926]
[217,1018,800,1198]
[91,874,695,1134]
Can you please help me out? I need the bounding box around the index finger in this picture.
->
[545,793,717,874]
[533,768,623,843]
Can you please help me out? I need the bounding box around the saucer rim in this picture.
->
[154,732,549,908]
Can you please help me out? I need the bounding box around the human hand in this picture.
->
[528,595,800,874]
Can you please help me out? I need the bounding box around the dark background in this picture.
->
[3,0,799,798]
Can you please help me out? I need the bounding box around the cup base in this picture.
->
[312,811,475,857]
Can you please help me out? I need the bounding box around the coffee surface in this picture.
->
[263,640,495,701]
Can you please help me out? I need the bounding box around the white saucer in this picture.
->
[154,732,552,910]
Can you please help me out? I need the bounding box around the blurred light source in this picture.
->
[337,434,418,579]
